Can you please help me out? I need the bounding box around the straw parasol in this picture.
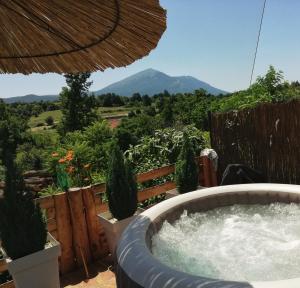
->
[0,0,166,74]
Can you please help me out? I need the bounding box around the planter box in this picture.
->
[98,209,143,254]
[6,233,60,288]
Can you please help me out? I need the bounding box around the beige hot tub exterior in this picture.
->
[116,184,300,288]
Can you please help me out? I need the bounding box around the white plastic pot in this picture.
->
[98,209,142,255]
[7,233,61,288]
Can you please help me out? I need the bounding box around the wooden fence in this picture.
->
[0,155,216,279]
[210,99,300,183]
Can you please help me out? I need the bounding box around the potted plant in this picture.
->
[0,112,60,288]
[98,143,138,254]
[175,132,199,194]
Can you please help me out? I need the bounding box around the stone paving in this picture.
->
[61,258,116,288]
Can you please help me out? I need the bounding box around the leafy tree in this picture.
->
[161,98,174,127]
[59,73,97,135]
[175,132,199,193]
[106,143,137,220]
[142,94,152,106]
[131,93,142,102]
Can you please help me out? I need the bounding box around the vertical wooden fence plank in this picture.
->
[81,188,109,260]
[68,188,92,267]
[209,159,218,186]
[54,193,75,274]
[200,156,212,187]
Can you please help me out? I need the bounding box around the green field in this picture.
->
[29,106,132,129]
[29,110,62,128]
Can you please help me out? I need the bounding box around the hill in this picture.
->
[2,94,58,104]
[96,68,227,96]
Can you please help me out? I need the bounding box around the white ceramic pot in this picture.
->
[7,233,61,288]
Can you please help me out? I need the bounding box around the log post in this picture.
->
[81,187,109,260]
[68,188,92,267]
[200,156,212,187]
[54,193,75,274]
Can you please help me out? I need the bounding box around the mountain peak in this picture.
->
[96,69,226,96]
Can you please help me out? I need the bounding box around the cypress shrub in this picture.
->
[106,143,137,221]
[175,133,199,193]
[0,112,47,260]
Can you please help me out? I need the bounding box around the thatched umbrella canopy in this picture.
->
[0,0,166,74]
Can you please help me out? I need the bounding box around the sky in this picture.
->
[1,0,300,98]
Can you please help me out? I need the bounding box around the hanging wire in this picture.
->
[249,0,267,87]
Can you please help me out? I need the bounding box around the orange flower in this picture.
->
[67,166,75,174]
[52,152,59,157]
[84,164,91,169]
[59,158,66,164]
[65,150,74,161]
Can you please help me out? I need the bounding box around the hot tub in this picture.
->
[116,184,300,288]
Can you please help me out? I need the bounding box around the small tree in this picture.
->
[175,132,199,193]
[0,107,47,259]
[106,143,137,220]
[45,115,54,126]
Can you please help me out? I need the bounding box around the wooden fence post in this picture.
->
[81,187,109,260]
[54,193,75,274]
[68,188,92,267]
[200,156,212,187]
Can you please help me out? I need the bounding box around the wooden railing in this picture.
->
[0,155,217,278]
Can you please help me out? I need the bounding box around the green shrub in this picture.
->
[175,132,199,194]
[106,143,137,220]
[45,116,54,126]
[39,184,63,197]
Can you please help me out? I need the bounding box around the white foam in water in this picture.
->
[152,203,300,282]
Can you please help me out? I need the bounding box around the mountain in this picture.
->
[95,69,227,96]
[2,69,227,103]
[2,94,58,104]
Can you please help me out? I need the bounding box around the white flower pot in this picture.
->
[98,209,143,255]
[6,233,61,288]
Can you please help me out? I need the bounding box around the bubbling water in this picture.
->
[152,203,300,282]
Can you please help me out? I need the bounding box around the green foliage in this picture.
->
[115,114,160,151]
[0,101,47,260]
[175,132,199,193]
[56,163,70,192]
[59,73,98,135]
[125,125,206,173]
[0,185,47,260]
[38,184,63,197]
[45,115,54,126]
[47,120,113,187]
[106,143,137,221]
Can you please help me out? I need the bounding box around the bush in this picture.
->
[0,108,47,259]
[0,184,47,259]
[45,116,54,126]
[175,132,199,193]
[106,143,137,220]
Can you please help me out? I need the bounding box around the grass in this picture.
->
[29,106,132,129]
[29,110,62,128]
